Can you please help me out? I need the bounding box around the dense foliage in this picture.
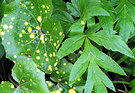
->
[0,0,135,93]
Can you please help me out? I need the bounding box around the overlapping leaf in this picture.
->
[0,60,50,93]
[0,0,64,74]
[88,31,134,58]
[69,38,126,92]
[115,0,135,42]
[57,34,85,59]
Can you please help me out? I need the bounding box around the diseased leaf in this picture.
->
[0,0,64,74]
[88,31,134,58]
[57,34,85,59]
[0,60,50,93]
[0,82,15,93]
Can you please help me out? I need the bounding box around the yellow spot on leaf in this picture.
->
[46,6,49,9]
[48,82,52,86]
[36,56,40,60]
[37,68,40,72]
[30,79,32,81]
[56,71,59,74]
[11,85,14,88]
[54,23,56,25]
[48,65,52,71]
[45,58,49,61]
[45,38,47,41]
[40,35,44,44]
[3,24,8,29]
[45,10,47,13]
[37,16,41,23]
[22,29,26,33]
[25,22,28,25]
[56,90,61,93]
[58,79,61,81]
[31,6,34,9]
[53,52,55,57]
[54,62,58,66]
[14,55,17,58]
[36,26,40,30]
[23,5,26,7]
[11,17,15,21]
[9,25,13,29]
[44,53,47,56]
[1,81,4,84]
[49,53,52,57]
[29,33,35,39]
[59,32,62,36]
[36,49,40,53]
[81,20,85,25]
[31,3,33,5]
[4,14,7,17]
[7,42,10,45]
[19,65,21,67]
[42,5,45,8]
[24,12,26,14]
[77,78,81,81]
[22,79,25,82]
[28,27,32,33]
[47,31,49,34]
[63,63,66,66]
[27,48,30,51]
[53,43,56,46]
[63,72,65,74]
[65,81,68,84]
[19,33,23,37]
[1,32,5,35]
[69,89,76,93]
[55,67,58,70]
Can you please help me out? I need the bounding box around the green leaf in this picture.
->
[57,34,85,59]
[85,58,115,93]
[129,0,135,4]
[0,43,4,58]
[52,0,67,14]
[110,0,121,6]
[83,2,110,21]
[0,60,50,93]
[51,10,74,34]
[130,79,135,87]
[0,0,5,21]
[0,81,15,93]
[66,2,80,17]
[87,17,95,28]
[0,0,64,74]
[69,45,90,85]
[99,16,114,38]
[88,31,134,58]
[115,0,135,42]
[69,19,85,35]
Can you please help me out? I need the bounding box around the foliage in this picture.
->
[0,0,135,93]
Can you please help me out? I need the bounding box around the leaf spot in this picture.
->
[44,53,47,56]
[49,53,52,57]
[19,33,23,37]
[63,63,66,66]
[9,25,13,29]
[45,10,47,13]
[55,67,58,70]
[30,79,32,82]
[4,14,7,17]
[22,79,25,82]
[37,16,42,23]
[25,22,29,26]
[45,57,49,61]
[27,48,31,51]
[7,42,11,45]
[1,32,5,35]
[48,82,52,86]
[48,65,52,71]
[65,81,68,84]
[69,89,76,93]
[54,23,56,25]
[53,52,55,57]
[58,79,61,81]
[11,17,15,21]
[63,72,65,74]
[3,24,8,29]
[41,5,45,8]
[24,12,26,14]
[11,85,14,88]
[53,43,56,46]
[56,71,59,74]
[59,32,62,36]
[77,78,81,81]
[19,65,22,67]
[22,29,26,33]
[36,49,40,53]
[28,27,32,33]
[36,26,40,30]
[14,55,17,58]
[31,6,34,9]
[54,62,58,66]
[29,33,35,39]
[36,56,40,60]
